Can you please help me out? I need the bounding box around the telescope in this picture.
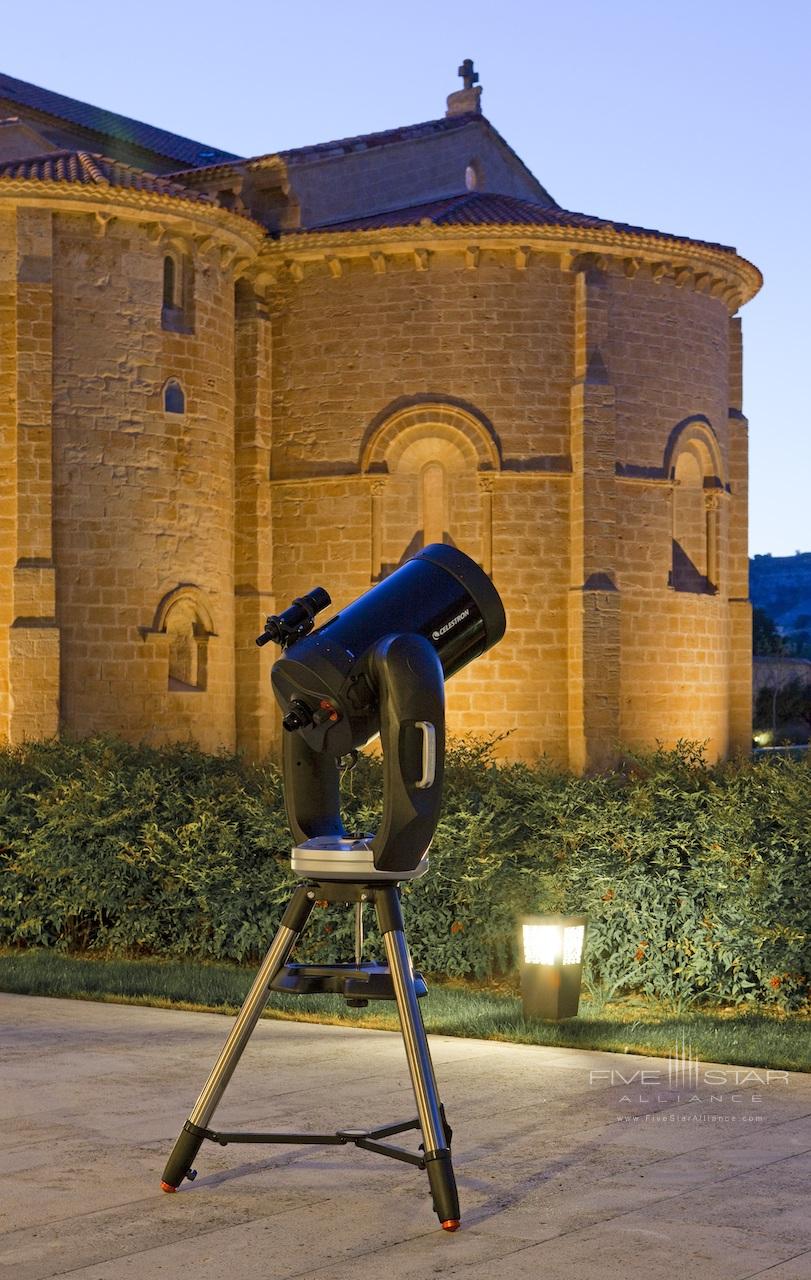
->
[161,545,506,1231]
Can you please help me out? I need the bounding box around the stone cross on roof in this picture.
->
[458,59,479,91]
[447,58,482,118]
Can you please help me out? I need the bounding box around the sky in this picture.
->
[3,0,808,556]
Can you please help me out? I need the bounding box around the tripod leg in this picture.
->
[161,884,314,1191]
[376,888,460,1231]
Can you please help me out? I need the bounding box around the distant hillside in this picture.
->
[750,552,811,653]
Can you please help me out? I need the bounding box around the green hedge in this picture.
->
[0,737,808,1011]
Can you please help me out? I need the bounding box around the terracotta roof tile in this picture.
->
[0,71,241,166]
[0,150,215,202]
[300,191,736,254]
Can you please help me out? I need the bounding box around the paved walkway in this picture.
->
[1,993,809,1279]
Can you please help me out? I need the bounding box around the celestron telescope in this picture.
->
[160,544,506,1230]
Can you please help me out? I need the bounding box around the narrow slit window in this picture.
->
[164,379,185,414]
[163,255,176,309]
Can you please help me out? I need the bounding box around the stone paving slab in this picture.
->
[0,993,809,1279]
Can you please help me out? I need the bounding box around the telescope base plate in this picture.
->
[292,836,428,881]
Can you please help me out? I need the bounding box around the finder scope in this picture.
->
[257,587,331,650]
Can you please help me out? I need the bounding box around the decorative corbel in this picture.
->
[465,245,480,270]
[93,211,115,238]
[287,260,304,283]
[231,255,253,281]
[570,251,607,274]
[413,247,430,271]
[514,245,531,270]
[370,252,387,274]
[194,235,219,258]
[623,257,640,278]
[326,255,343,279]
[252,266,278,291]
[218,244,239,271]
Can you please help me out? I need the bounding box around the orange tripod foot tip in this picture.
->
[441,1219,461,1232]
[160,1181,178,1193]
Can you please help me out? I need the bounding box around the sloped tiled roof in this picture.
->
[0,71,242,166]
[276,113,484,162]
[0,150,215,202]
[302,191,736,254]
[171,113,551,204]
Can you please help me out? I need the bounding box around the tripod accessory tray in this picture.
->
[271,961,428,1001]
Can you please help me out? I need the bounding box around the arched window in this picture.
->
[672,451,707,587]
[465,159,482,191]
[164,379,185,415]
[670,453,720,594]
[665,418,723,595]
[362,400,500,578]
[163,596,209,691]
[161,249,194,333]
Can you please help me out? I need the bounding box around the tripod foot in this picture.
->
[426,1150,460,1230]
[161,1122,203,1191]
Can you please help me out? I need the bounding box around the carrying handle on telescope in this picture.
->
[368,633,445,874]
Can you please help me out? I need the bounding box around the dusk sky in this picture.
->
[3,0,808,556]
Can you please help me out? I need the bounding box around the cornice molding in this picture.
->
[0,182,263,258]
[261,224,760,310]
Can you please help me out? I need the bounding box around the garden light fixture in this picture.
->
[519,914,587,1021]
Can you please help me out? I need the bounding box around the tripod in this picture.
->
[160,876,461,1231]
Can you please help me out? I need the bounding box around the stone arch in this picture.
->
[663,415,724,489]
[665,417,723,593]
[361,399,500,576]
[361,398,501,475]
[151,586,215,691]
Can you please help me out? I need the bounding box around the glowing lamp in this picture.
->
[519,914,587,1021]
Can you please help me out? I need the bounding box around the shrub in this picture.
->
[0,737,808,1010]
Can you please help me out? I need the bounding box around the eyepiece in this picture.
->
[282,700,315,732]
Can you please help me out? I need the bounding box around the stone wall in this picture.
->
[267,244,748,765]
[0,180,755,769]
[51,211,238,752]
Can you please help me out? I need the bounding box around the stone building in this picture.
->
[0,65,761,767]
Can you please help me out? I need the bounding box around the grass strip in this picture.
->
[1,949,808,1072]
